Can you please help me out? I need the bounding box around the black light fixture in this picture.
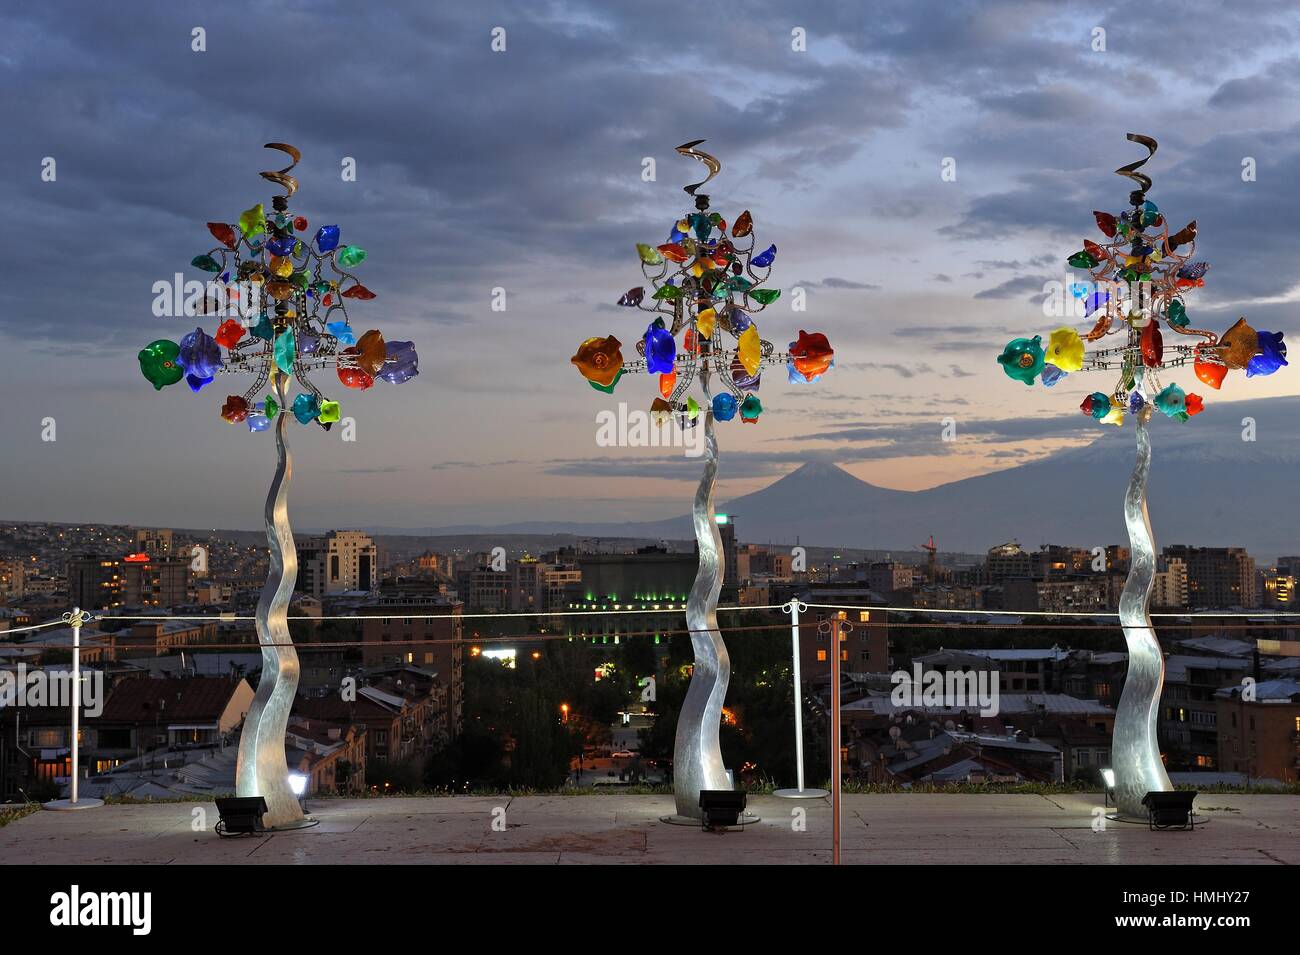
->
[215,796,269,836]
[698,790,747,832]
[1141,790,1197,830]
[1100,767,1115,807]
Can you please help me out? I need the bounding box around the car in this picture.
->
[610,750,636,759]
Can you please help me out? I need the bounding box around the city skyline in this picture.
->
[3,2,1299,531]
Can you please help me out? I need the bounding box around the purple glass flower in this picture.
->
[379,340,419,384]
[178,327,222,380]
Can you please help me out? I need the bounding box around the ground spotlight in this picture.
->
[215,796,269,837]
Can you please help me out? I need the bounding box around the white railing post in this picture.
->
[775,600,827,799]
[43,607,103,811]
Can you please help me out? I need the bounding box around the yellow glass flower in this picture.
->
[1047,326,1085,372]
[696,308,716,338]
[738,325,762,377]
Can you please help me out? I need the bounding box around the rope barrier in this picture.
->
[5,618,1297,652]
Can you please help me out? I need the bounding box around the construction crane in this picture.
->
[920,535,937,584]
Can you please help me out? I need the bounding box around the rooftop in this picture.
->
[1214,678,1300,702]
[843,692,1113,718]
[2,793,1295,865]
[99,676,247,723]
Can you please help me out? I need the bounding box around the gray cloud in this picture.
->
[1,0,1297,527]
[974,275,1052,301]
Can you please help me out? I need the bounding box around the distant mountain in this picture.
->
[410,395,1300,558]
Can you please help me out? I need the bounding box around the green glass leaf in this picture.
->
[652,284,683,301]
[191,254,222,273]
[637,243,663,265]
[318,400,341,424]
[337,245,367,268]
[264,395,278,419]
[750,288,780,305]
[589,369,622,393]
[1067,251,1098,269]
[1167,299,1189,327]
[273,329,295,375]
[238,204,266,239]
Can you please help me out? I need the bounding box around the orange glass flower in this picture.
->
[571,335,623,387]
[790,329,834,381]
[355,329,387,376]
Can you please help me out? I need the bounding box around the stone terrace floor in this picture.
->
[2,793,1296,865]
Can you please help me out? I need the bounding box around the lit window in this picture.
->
[816,650,827,662]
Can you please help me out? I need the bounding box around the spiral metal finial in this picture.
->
[676,140,721,197]
[260,142,301,198]
[1115,133,1157,195]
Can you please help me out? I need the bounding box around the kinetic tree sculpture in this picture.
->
[996,134,1286,817]
[572,142,835,820]
[137,144,419,828]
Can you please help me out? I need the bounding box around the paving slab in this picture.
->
[0,793,1294,864]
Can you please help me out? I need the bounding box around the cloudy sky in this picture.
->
[2,1,1298,531]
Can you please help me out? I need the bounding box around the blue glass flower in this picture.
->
[315,225,340,253]
[1040,363,1066,387]
[1246,330,1287,378]
[327,321,357,346]
[1084,290,1110,314]
[178,327,222,379]
[1154,383,1186,418]
[643,322,676,375]
[266,235,296,257]
[291,392,321,424]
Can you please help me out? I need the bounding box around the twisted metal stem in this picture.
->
[235,370,304,827]
[1113,411,1174,816]
[673,361,732,818]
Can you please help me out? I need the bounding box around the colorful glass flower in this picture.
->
[997,135,1284,425]
[571,141,833,429]
[997,336,1045,386]
[136,144,417,435]
[1246,331,1287,378]
[571,336,624,388]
